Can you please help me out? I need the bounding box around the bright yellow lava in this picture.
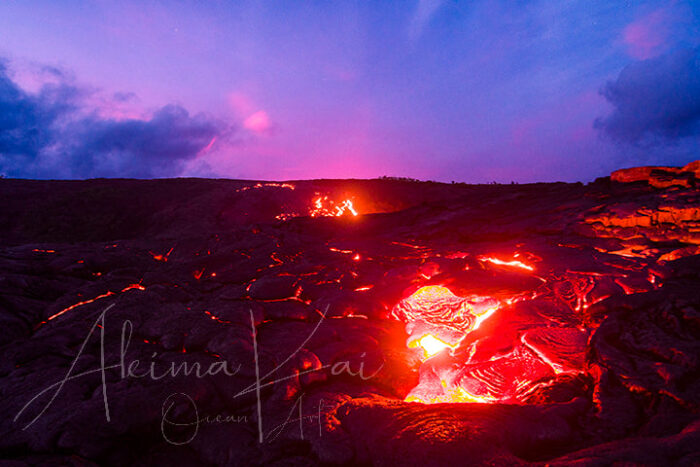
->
[405,382,498,404]
[408,334,455,360]
[480,256,534,271]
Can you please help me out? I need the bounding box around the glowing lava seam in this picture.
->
[46,284,145,322]
[479,256,534,271]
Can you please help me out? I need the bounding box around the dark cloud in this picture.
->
[0,60,226,178]
[595,48,700,144]
[0,61,72,164]
[60,105,222,178]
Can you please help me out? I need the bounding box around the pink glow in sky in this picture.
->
[243,110,272,134]
[622,9,671,59]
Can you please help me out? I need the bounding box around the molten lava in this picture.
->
[149,247,173,262]
[392,284,581,404]
[309,195,358,218]
[392,285,499,334]
[408,334,455,360]
[275,194,360,220]
[479,256,534,271]
[237,182,295,192]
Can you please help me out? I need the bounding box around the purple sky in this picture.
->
[1,1,699,182]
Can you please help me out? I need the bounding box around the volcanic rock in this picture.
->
[0,164,699,465]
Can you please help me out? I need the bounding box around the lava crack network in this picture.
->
[392,285,581,404]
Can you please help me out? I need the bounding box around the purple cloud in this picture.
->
[595,48,700,144]
[622,8,672,59]
[0,59,228,179]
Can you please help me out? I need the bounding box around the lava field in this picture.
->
[1,163,700,466]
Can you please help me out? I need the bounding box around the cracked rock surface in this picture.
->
[1,168,699,466]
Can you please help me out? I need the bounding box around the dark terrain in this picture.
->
[1,162,700,466]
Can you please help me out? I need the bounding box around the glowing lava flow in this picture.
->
[309,195,358,217]
[408,334,456,360]
[237,182,295,192]
[275,194,360,220]
[392,285,499,335]
[479,256,534,271]
[392,284,578,404]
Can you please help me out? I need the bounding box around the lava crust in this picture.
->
[1,167,699,465]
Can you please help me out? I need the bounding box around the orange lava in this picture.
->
[275,194,359,220]
[47,283,145,322]
[329,247,354,254]
[309,195,358,218]
[237,182,295,192]
[479,256,534,271]
[392,285,499,334]
[392,282,579,405]
[149,247,174,262]
[408,334,456,360]
[405,383,498,404]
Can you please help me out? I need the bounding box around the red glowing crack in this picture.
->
[46,284,145,322]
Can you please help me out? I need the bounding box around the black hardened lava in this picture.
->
[1,167,699,465]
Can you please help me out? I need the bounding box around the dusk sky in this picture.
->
[1,0,699,182]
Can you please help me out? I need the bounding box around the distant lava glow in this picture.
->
[275,193,359,220]
[237,182,295,192]
[234,181,359,220]
[309,195,358,217]
[392,283,579,404]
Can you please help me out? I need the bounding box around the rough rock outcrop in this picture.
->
[611,160,700,188]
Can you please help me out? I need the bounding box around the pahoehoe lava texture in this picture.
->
[1,165,700,466]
